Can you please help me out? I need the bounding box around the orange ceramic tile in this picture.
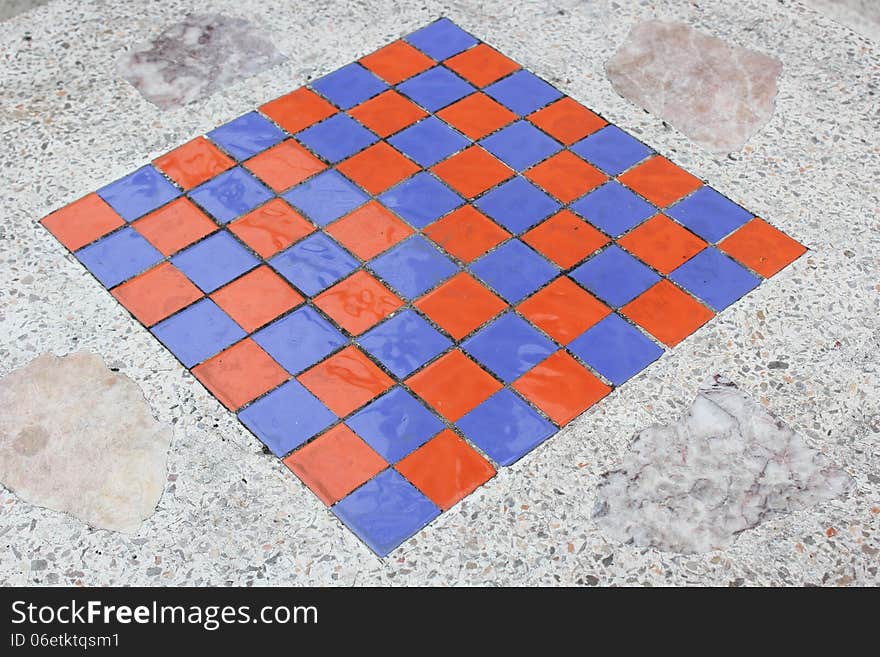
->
[443,43,519,87]
[415,272,507,340]
[430,146,513,198]
[513,351,611,425]
[154,136,234,190]
[283,425,387,505]
[111,262,203,326]
[227,198,314,258]
[405,349,502,421]
[210,266,303,332]
[243,140,326,192]
[192,338,289,410]
[348,90,427,137]
[422,205,510,263]
[527,97,607,145]
[524,151,607,203]
[297,345,394,417]
[396,430,495,510]
[313,271,403,335]
[336,142,419,195]
[621,280,714,347]
[132,197,218,256]
[260,87,337,134]
[325,201,413,260]
[41,193,124,252]
[517,276,610,344]
[618,156,703,207]
[521,210,608,268]
[436,92,516,140]
[618,214,707,274]
[718,218,807,278]
[360,40,435,84]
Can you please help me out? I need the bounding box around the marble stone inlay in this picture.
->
[118,13,286,110]
[593,376,854,554]
[606,21,782,154]
[0,352,170,533]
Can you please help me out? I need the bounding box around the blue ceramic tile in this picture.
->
[238,380,336,456]
[570,181,656,238]
[570,125,652,176]
[76,227,162,288]
[282,170,368,226]
[479,121,561,171]
[150,298,246,368]
[378,172,463,228]
[405,17,477,60]
[368,236,457,299]
[295,114,378,163]
[311,63,388,110]
[397,66,475,112]
[456,389,555,466]
[171,231,259,293]
[345,387,444,462]
[669,247,760,311]
[462,312,556,383]
[97,165,180,222]
[269,233,358,296]
[332,469,441,557]
[569,314,663,385]
[188,167,273,224]
[666,187,752,242]
[207,112,286,160]
[470,239,558,304]
[388,117,469,168]
[570,245,660,307]
[484,70,562,116]
[473,176,560,234]
[358,309,452,378]
[252,306,346,375]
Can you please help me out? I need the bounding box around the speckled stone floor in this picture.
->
[1,0,877,585]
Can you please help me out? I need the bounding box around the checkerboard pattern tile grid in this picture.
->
[39,17,807,557]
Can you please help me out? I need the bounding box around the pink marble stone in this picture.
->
[606,21,782,154]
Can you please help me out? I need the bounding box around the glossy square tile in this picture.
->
[470,238,559,303]
[76,227,163,288]
[171,230,259,293]
[132,198,218,257]
[331,468,440,557]
[188,167,274,224]
[357,309,452,378]
[43,18,804,557]
[206,112,286,161]
[456,389,555,466]
[252,306,346,375]
[345,387,444,462]
[238,380,336,456]
[312,270,403,335]
[269,232,358,296]
[367,235,457,298]
[570,245,661,307]
[462,312,556,383]
[111,262,203,327]
[97,165,180,222]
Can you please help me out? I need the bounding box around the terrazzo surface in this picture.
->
[1,0,878,584]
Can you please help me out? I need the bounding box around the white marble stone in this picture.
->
[118,13,286,110]
[594,376,855,554]
[606,20,782,154]
[0,352,170,533]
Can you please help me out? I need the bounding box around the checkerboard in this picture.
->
[41,18,806,556]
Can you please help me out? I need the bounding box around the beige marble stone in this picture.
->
[0,352,170,533]
[593,376,855,554]
[606,21,782,154]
